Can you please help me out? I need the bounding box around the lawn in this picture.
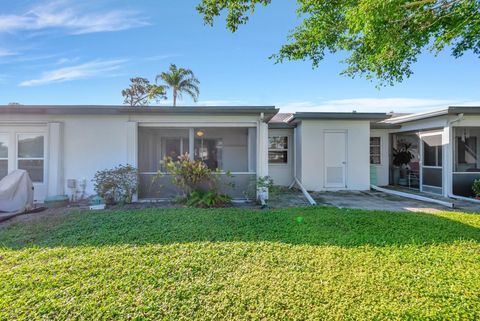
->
[0,207,479,320]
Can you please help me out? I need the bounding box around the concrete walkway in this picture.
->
[310,190,479,213]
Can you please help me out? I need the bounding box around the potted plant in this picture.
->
[472,179,480,200]
[393,141,414,186]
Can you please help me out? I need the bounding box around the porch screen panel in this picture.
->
[423,135,442,167]
[421,134,442,192]
[138,128,190,173]
[138,174,184,199]
[193,127,249,172]
[453,127,480,197]
[422,167,442,187]
[454,127,479,172]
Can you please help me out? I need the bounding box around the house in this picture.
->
[0,105,479,202]
[373,107,480,199]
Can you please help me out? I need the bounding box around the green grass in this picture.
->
[0,207,479,320]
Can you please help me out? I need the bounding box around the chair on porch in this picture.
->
[408,162,420,188]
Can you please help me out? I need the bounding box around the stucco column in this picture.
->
[442,124,452,198]
[189,128,195,160]
[47,122,64,196]
[256,118,269,199]
[125,121,138,202]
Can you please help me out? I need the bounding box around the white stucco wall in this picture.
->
[298,120,371,191]
[0,112,264,201]
[370,129,390,186]
[268,128,294,186]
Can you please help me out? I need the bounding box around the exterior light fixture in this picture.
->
[196,130,205,137]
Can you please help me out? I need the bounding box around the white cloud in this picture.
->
[0,1,148,35]
[19,59,127,86]
[277,98,460,113]
[144,54,182,62]
[56,57,80,65]
[0,48,17,57]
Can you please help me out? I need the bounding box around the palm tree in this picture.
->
[156,64,200,106]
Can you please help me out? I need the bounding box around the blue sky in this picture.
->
[1,0,479,113]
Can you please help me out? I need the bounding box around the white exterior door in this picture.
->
[324,131,347,188]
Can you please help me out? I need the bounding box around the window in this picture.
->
[17,134,44,182]
[370,137,381,165]
[269,136,288,164]
[423,135,442,167]
[0,134,8,179]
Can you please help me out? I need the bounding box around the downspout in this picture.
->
[289,125,316,205]
[258,112,267,206]
[446,113,466,200]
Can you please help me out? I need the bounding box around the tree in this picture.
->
[122,77,166,106]
[156,64,200,106]
[197,0,480,85]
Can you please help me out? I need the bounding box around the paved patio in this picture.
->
[310,190,479,213]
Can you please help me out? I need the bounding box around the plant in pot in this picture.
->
[393,141,414,186]
[472,179,480,200]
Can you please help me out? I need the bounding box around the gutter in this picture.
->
[288,126,316,205]
[294,178,317,205]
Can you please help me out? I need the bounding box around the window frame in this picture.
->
[268,136,289,165]
[16,133,46,183]
[0,133,9,179]
[370,136,381,165]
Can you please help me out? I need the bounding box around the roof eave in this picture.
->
[289,112,389,123]
[0,105,279,122]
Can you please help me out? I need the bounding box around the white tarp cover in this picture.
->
[0,170,34,213]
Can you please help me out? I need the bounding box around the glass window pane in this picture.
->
[370,137,381,164]
[370,155,380,165]
[0,160,7,179]
[370,137,380,146]
[269,151,288,163]
[370,146,380,155]
[18,134,44,158]
[0,135,8,158]
[18,159,44,182]
[269,137,288,150]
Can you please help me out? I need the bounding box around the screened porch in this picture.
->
[137,127,257,199]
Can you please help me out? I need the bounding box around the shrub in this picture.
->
[93,164,138,205]
[179,189,232,208]
[392,141,414,167]
[160,154,232,207]
[161,154,212,195]
[473,179,480,198]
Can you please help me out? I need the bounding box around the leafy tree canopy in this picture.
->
[122,77,166,106]
[197,0,480,85]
